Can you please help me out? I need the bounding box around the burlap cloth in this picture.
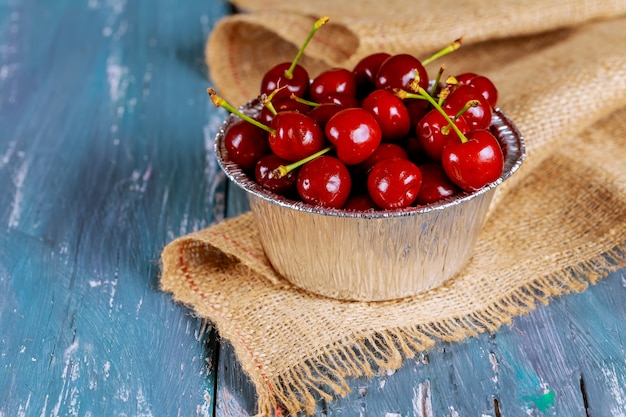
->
[160,1,626,415]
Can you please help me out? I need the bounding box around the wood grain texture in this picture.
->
[0,0,230,415]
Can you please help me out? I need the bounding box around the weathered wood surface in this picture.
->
[2,1,625,417]
[0,1,230,415]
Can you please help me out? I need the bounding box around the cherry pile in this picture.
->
[210,17,505,211]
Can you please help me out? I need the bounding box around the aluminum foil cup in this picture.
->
[215,100,525,302]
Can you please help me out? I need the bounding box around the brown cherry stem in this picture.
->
[285,16,330,79]
[274,146,333,178]
[207,88,276,135]
[421,37,463,66]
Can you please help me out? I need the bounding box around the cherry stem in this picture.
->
[429,64,445,97]
[285,16,329,79]
[262,86,288,116]
[274,146,333,178]
[290,93,320,108]
[421,37,463,66]
[441,99,480,135]
[207,88,276,135]
[395,87,469,143]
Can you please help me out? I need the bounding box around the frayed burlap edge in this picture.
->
[160,214,626,416]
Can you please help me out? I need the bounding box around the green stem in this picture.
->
[274,146,333,177]
[396,87,468,143]
[441,99,480,135]
[290,93,320,108]
[208,88,275,134]
[285,16,329,79]
[421,37,463,66]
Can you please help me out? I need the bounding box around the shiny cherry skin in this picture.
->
[310,68,357,103]
[352,52,390,98]
[441,129,504,192]
[443,84,493,130]
[224,119,270,171]
[455,72,498,109]
[297,155,352,208]
[361,89,411,142]
[254,153,298,197]
[375,54,429,93]
[415,163,460,205]
[269,111,326,162]
[260,62,310,102]
[367,157,422,210]
[325,107,382,165]
[416,108,470,161]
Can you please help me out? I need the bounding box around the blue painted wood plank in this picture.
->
[0,0,231,416]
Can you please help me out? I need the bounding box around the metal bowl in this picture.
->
[215,99,525,301]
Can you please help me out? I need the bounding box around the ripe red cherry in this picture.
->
[355,142,409,176]
[415,163,460,205]
[441,129,504,192]
[310,68,357,103]
[254,153,298,196]
[367,157,422,210]
[297,155,352,208]
[416,108,470,161]
[343,193,378,211]
[375,54,429,93]
[443,85,493,130]
[325,107,382,165]
[455,72,498,109]
[259,16,329,102]
[352,52,390,98]
[307,103,348,128]
[260,62,310,102]
[361,89,411,142]
[223,120,270,171]
[269,111,326,162]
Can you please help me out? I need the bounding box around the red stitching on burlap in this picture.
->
[207,229,272,267]
[178,243,278,412]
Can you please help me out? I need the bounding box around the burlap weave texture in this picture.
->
[161,1,626,416]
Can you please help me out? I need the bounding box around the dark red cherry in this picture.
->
[375,54,429,93]
[297,155,352,208]
[455,72,498,109]
[254,153,298,196]
[223,119,270,171]
[269,111,326,162]
[361,89,411,142]
[404,99,431,130]
[316,93,360,108]
[443,85,493,130]
[352,52,391,98]
[441,129,504,192]
[416,108,470,161]
[307,103,348,128]
[355,142,409,176]
[325,107,382,165]
[260,62,310,102]
[343,193,378,211]
[415,163,460,205]
[310,68,357,102]
[367,157,422,210]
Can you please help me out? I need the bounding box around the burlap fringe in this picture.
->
[250,243,625,417]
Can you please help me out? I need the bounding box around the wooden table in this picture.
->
[1,2,625,416]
